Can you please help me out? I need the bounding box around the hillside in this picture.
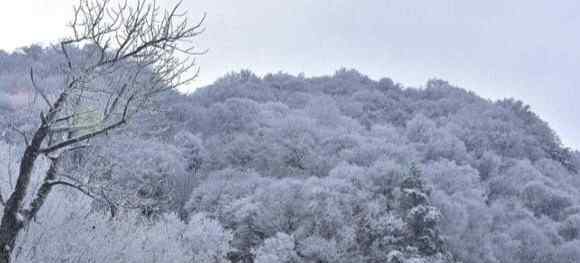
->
[1,47,580,263]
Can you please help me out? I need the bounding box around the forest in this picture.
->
[1,44,580,262]
[0,1,579,262]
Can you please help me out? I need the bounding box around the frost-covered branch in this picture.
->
[0,0,204,261]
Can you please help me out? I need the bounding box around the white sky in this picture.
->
[1,0,579,150]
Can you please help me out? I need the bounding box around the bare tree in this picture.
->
[0,0,205,261]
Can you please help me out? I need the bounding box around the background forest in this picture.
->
[1,46,580,263]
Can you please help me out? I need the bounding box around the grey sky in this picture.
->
[1,0,579,149]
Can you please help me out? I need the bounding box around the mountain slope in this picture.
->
[1,48,580,263]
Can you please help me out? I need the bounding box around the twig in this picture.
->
[48,181,96,199]
[29,68,53,109]
[9,124,29,146]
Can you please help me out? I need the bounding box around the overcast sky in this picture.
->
[1,0,578,149]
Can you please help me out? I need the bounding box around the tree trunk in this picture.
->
[0,217,21,263]
[0,246,10,263]
[0,127,48,263]
[0,150,35,263]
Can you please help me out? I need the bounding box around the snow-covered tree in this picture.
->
[0,0,204,261]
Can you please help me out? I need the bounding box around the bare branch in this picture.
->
[39,119,125,154]
[47,181,96,199]
[30,68,53,109]
[49,123,100,134]
[21,155,62,223]
[7,144,14,189]
[103,83,127,120]
[99,188,117,218]
[53,108,100,123]
[0,1,205,257]
[9,124,29,146]
[61,41,74,70]
[0,187,5,207]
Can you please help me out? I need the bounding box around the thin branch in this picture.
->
[47,181,96,199]
[99,188,117,218]
[41,79,135,154]
[9,124,29,146]
[61,41,73,70]
[30,68,53,109]
[103,83,127,120]
[39,119,125,154]
[49,123,100,134]
[7,144,14,189]
[0,189,5,207]
[53,109,100,123]
[43,82,74,126]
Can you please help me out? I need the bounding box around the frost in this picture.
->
[1,48,578,263]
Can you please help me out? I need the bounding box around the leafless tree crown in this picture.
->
[34,0,206,155]
[0,2,205,261]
